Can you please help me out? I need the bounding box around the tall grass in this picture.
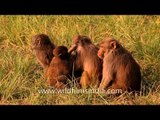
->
[0,15,160,105]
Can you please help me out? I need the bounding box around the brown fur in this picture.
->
[98,38,141,93]
[32,34,55,70]
[46,46,71,89]
[68,35,102,88]
[80,71,91,89]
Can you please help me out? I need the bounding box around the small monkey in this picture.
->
[46,46,71,89]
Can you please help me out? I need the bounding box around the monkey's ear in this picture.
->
[58,53,62,57]
[110,41,117,49]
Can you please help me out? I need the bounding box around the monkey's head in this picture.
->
[53,46,69,60]
[68,35,92,53]
[31,34,54,49]
[98,38,121,59]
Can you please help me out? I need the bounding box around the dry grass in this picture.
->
[0,15,160,105]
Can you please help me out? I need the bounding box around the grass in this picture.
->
[0,15,160,105]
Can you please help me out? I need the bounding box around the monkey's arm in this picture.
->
[99,69,113,90]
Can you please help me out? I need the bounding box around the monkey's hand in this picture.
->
[57,75,68,83]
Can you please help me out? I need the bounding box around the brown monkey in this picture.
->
[46,46,71,89]
[98,38,141,93]
[68,35,102,88]
[31,34,56,70]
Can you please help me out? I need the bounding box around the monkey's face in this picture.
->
[97,47,105,59]
[31,36,39,49]
[31,34,52,49]
[68,35,92,53]
[97,40,108,59]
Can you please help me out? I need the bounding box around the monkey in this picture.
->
[98,37,141,93]
[31,34,56,71]
[46,46,71,89]
[68,35,102,89]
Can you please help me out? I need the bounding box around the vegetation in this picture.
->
[0,15,160,105]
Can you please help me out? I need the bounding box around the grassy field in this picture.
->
[0,15,160,105]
